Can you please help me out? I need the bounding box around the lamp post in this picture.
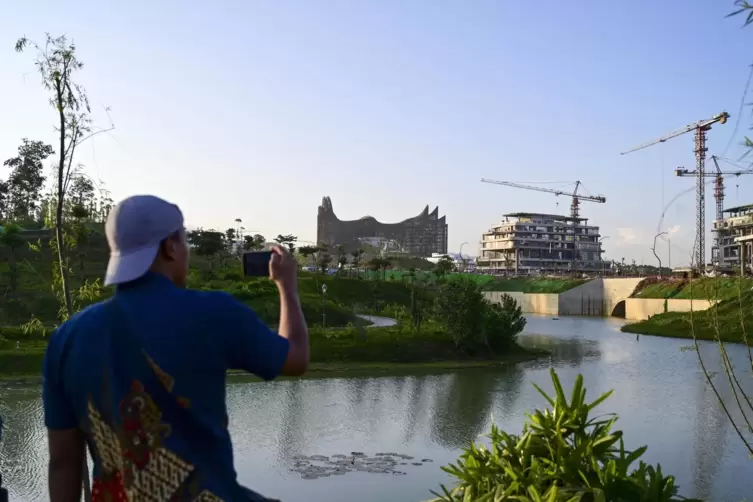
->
[599,236,610,276]
[321,283,328,328]
[459,242,468,272]
[652,232,668,277]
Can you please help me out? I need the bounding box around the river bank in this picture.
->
[621,291,753,344]
[0,323,544,380]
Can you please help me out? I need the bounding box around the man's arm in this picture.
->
[215,245,308,379]
[48,429,86,502]
[272,245,309,376]
[276,281,309,376]
[42,333,85,502]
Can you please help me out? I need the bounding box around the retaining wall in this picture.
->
[484,278,644,317]
[483,291,559,315]
[559,278,644,316]
[625,298,716,321]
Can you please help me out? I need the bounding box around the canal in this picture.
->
[1,316,751,501]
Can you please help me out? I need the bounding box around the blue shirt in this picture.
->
[42,272,290,501]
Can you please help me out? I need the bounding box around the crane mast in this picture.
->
[675,155,753,267]
[621,112,729,272]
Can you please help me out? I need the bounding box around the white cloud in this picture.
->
[616,227,639,245]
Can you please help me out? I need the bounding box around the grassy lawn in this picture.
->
[631,277,753,301]
[482,277,587,294]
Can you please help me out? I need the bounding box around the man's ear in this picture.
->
[161,235,180,261]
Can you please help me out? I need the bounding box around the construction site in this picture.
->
[478,111,753,276]
[476,180,606,274]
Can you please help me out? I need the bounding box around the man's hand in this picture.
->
[269,245,297,288]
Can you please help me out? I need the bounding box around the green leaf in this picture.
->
[586,389,614,411]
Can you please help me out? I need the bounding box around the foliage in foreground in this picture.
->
[429,369,698,502]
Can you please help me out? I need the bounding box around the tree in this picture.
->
[317,246,333,274]
[482,294,526,351]
[367,256,390,280]
[243,233,266,251]
[434,255,455,279]
[336,245,348,275]
[298,245,319,267]
[274,234,297,254]
[0,224,24,292]
[68,174,95,209]
[3,139,53,222]
[16,34,114,320]
[434,278,487,350]
[351,248,364,277]
[187,229,225,269]
[70,204,90,272]
[0,180,9,222]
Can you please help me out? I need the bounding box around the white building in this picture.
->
[476,212,604,273]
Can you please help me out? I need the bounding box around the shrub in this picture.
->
[435,279,526,353]
[429,369,699,502]
[482,293,526,351]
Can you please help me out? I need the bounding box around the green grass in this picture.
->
[622,289,753,344]
[631,277,753,301]
[0,324,541,378]
[481,277,587,294]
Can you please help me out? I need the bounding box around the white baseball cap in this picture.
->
[104,195,184,286]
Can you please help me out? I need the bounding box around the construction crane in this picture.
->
[479,179,606,219]
[620,111,729,272]
[675,155,753,267]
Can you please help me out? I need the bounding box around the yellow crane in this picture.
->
[621,112,729,272]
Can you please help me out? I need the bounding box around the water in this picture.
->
[1,316,752,501]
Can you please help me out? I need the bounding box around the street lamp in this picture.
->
[321,283,328,328]
[459,241,469,272]
[652,232,668,277]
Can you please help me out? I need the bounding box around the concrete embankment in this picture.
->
[484,278,715,319]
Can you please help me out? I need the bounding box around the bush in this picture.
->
[482,293,525,351]
[429,369,699,502]
[435,279,526,353]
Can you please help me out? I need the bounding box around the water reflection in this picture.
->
[2,316,753,501]
[429,367,522,450]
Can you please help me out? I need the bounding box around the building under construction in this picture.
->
[712,204,753,271]
[476,212,604,273]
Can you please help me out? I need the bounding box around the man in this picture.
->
[42,195,309,501]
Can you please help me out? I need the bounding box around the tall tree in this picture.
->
[337,245,348,275]
[0,180,8,222]
[298,245,319,267]
[68,174,95,209]
[16,34,113,320]
[187,229,225,269]
[351,248,364,278]
[0,223,24,293]
[3,139,53,222]
[243,233,266,251]
[274,234,297,254]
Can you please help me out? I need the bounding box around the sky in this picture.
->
[1,0,752,266]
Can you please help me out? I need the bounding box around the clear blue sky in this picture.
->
[1,0,751,265]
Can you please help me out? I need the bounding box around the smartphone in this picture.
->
[242,251,272,277]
